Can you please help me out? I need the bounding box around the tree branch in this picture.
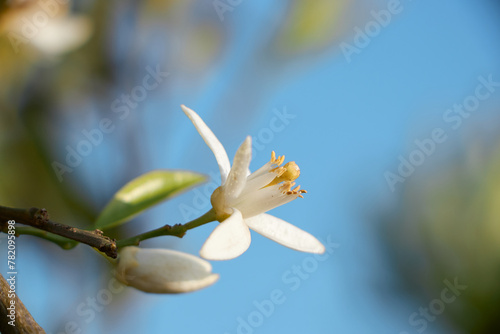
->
[0,206,117,258]
[0,273,45,334]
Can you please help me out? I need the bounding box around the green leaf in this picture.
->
[94,170,206,230]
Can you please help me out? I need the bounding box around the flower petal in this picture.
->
[181,105,231,183]
[200,208,251,260]
[223,136,252,203]
[245,214,325,254]
[233,184,300,218]
[116,247,219,294]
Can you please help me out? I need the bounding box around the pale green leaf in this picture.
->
[94,170,205,229]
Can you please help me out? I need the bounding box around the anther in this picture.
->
[265,161,300,188]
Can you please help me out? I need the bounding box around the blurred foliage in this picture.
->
[274,0,349,57]
[380,132,500,333]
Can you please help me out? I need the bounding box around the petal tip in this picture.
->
[242,137,252,152]
[303,239,326,254]
[314,243,326,254]
[180,104,191,114]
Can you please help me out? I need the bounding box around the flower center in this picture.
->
[264,151,306,198]
[265,161,300,187]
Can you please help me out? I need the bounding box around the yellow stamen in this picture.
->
[263,153,306,196]
[270,151,285,166]
[288,185,307,198]
[277,181,307,197]
[279,181,295,193]
[265,161,300,187]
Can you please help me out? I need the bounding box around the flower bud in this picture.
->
[116,247,219,293]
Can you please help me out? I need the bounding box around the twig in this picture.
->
[116,209,216,248]
[0,273,45,334]
[0,206,117,258]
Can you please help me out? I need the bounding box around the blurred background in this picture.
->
[1,0,500,333]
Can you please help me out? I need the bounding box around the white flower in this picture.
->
[181,105,325,260]
[115,247,219,294]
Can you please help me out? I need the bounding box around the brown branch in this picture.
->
[0,273,45,334]
[0,206,117,258]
